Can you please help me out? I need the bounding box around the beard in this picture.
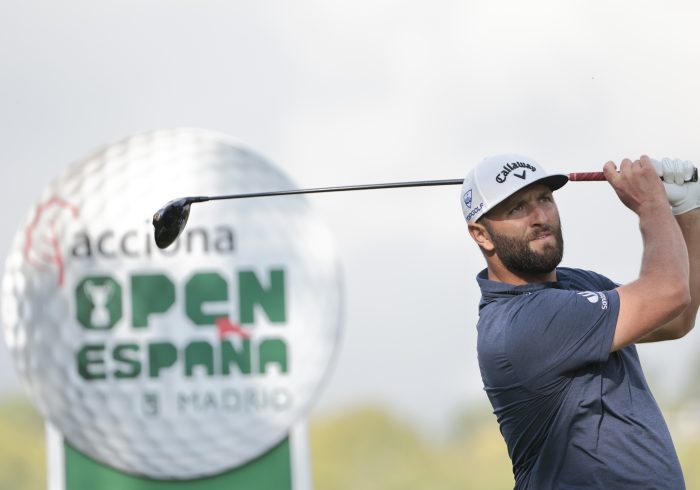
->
[485,222,564,275]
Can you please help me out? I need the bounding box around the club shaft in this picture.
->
[196,179,464,203]
[191,173,607,203]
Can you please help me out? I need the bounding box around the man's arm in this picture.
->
[605,157,690,352]
[638,208,700,342]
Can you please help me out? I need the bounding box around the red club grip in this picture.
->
[569,172,605,181]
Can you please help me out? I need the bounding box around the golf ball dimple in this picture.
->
[1,128,343,479]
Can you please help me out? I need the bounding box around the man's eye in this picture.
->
[509,204,524,214]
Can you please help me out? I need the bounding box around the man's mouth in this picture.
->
[530,230,553,242]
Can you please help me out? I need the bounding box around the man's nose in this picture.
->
[530,202,549,225]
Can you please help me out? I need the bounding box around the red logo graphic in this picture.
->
[216,317,250,340]
[23,197,79,287]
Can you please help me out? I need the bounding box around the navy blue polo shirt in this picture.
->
[476,267,684,489]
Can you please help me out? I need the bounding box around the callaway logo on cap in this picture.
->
[460,154,568,222]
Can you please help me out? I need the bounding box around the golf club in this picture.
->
[152,172,619,250]
[154,165,700,250]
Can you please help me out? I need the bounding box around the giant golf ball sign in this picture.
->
[1,129,343,479]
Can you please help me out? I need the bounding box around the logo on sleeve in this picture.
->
[577,291,608,310]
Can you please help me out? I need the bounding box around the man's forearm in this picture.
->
[638,208,700,342]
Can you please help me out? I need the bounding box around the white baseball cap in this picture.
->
[461,154,568,222]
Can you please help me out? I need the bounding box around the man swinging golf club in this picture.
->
[463,154,699,489]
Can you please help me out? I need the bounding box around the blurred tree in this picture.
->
[1,397,698,489]
[675,351,700,490]
[310,405,513,490]
[0,396,45,490]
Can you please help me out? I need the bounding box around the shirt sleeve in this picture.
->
[504,288,620,390]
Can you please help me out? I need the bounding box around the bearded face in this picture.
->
[483,220,564,275]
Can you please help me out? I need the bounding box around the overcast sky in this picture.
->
[2,0,700,433]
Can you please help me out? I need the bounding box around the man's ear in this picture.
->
[468,221,495,253]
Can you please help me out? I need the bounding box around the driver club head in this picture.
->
[152,198,192,249]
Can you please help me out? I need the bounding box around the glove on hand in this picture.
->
[652,158,700,215]
[664,180,700,215]
[651,157,695,184]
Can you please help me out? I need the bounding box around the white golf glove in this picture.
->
[651,158,695,184]
[652,158,700,215]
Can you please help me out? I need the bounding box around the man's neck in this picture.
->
[486,263,557,285]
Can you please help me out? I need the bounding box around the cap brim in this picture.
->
[535,174,568,191]
[475,173,569,222]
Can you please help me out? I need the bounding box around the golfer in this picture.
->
[462,154,699,489]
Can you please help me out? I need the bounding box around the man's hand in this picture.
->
[603,156,669,215]
[652,157,696,184]
[664,179,700,215]
[651,157,700,215]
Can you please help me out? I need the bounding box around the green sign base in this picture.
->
[47,423,310,490]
